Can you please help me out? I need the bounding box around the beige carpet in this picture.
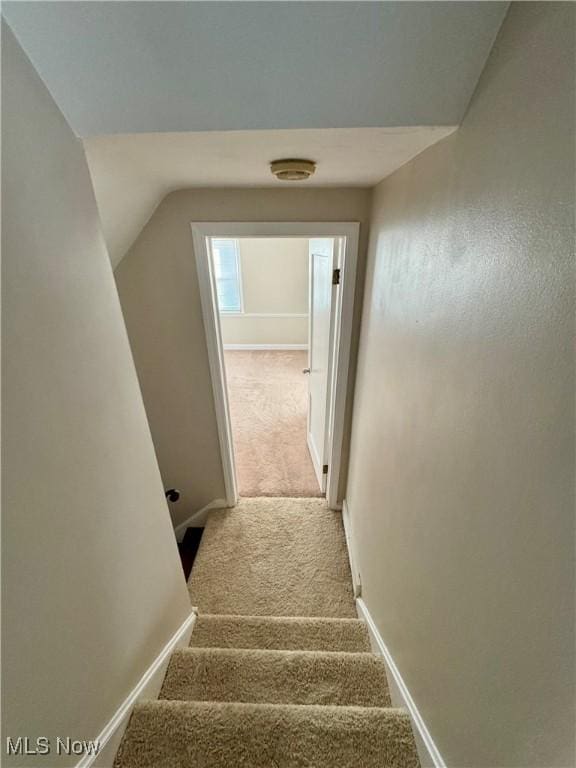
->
[224,350,322,497]
[187,497,357,617]
[114,701,419,768]
[160,647,392,707]
[189,613,371,652]
[115,498,420,767]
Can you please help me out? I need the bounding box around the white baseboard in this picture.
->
[340,499,444,767]
[341,500,362,597]
[78,610,197,768]
[220,313,308,319]
[355,598,446,768]
[174,498,227,542]
[223,344,308,350]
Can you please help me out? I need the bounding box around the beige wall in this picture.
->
[220,315,308,346]
[1,24,191,766]
[240,238,309,314]
[115,188,371,526]
[220,237,309,346]
[346,4,575,767]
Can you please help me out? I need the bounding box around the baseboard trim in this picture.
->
[223,344,308,350]
[76,610,197,768]
[356,598,446,768]
[341,500,362,597]
[174,498,227,542]
[221,313,308,319]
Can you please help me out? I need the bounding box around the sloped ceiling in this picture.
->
[3,1,508,265]
[4,1,508,136]
[83,126,457,266]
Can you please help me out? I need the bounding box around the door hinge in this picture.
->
[322,464,329,475]
[332,268,341,286]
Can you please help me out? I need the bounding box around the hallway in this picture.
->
[4,4,574,767]
[225,350,321,497]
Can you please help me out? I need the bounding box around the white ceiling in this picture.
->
[84,126,456,266]
[4,1,507,266]
[4,2,508,136]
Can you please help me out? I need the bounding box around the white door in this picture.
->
[306,238,335,492]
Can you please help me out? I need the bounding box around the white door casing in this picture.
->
[307,238,335,492]
[191,222,359,510]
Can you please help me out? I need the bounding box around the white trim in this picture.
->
[341,498,443,767]
[191,222,359,511]
[306,238,329,494]
[325,233,357,508]
[355,599,446,768]
[192,230,239,507]
[174,498,227,542]
[307,430,324,491]
[341,500,362,597]
[223,343,308,351]
[76,611,197,768]
[193,223,357,238]
[220,313,308,319]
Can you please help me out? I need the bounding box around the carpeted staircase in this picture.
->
[114,498,420,767]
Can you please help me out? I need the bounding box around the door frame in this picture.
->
[191,221,360,510]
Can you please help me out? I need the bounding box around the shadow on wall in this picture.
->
[345,4,575,767]
[2,22,191,765]
[114,188,372,529]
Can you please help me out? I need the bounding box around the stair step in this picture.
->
[160,647,391,707]
[114,700,419,768]
[190,613,371,652]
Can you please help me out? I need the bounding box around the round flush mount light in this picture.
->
[270,158,316,181]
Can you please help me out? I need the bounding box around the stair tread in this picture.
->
[160,647,391,707]
[114,700,419,768]
[191,613,371,652]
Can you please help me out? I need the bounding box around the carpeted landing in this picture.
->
[225,350,322,498]
[188,497,357,617]
[114,498,420,767]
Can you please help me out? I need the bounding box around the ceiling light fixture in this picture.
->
[270,158,316,181]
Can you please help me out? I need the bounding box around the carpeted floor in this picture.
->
[187,497,357,617]
[115,700,418,768]
[224,350,322,497]
[114,498,420,767]
[188,613,371,652]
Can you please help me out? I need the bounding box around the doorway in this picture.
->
[192,222,359,510]
[214,236,318,497]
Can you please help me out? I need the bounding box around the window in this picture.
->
[211,238,243,313]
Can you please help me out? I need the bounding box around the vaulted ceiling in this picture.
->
[3,1,508,264]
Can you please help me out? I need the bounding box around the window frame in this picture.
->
[211,237,244,315]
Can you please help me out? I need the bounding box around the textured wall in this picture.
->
[346,4,575,767]
[2,23,191,766]
[115,188,372,526]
